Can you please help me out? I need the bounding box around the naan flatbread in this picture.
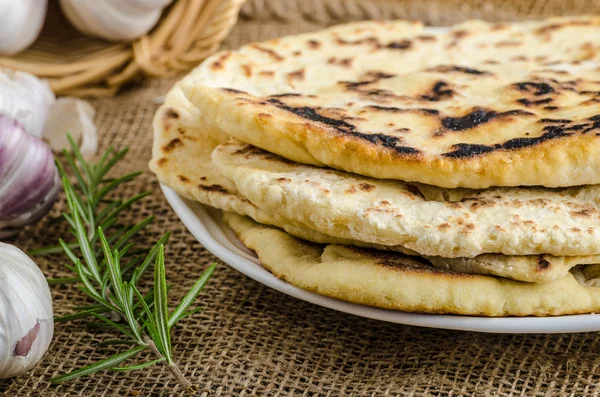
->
[212,140,600,258]
[223,212,600,317]
[150,105,600,283]
[180,16,600,188]
[186,59,600,189]
[150,16,600,288]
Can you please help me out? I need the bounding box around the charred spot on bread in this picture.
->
[441,108,534,131]
[420,81,455,101]
[197,184,229,194]
[162,138,183,152]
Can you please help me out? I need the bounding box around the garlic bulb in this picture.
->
[0,0,48,55]
[0,69,99,159]
[45,98,98,159]
[59,0,173,41]
[0,242,53,379]
[0,69,55,139]
[0,115,59,238]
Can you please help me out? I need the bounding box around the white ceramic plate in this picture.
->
[161,184,600,334]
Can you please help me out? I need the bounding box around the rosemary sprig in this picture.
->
[37,137,216,392]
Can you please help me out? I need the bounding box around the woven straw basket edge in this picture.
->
[0,0,246,97]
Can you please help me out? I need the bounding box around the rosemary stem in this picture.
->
[143,335,195,393]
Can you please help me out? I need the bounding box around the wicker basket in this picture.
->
[0,0,246,97]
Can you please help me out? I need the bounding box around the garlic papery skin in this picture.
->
[0,69,55,139]
[0,115,59,239]
[0,0,48,55]
[59,0,173,42]
[0,242,53,379]
[44,98,98,159]
[0,69,98,159]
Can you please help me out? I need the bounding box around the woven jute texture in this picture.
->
[3,1,600,395]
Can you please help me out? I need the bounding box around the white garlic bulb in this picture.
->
[0,69,99,159]
[0,69,55,139]
[0,242,53,379]
[0,0,48,55]
[59,0,173,42]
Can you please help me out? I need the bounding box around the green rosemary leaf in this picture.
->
[54,308,109,323]
[67,134,93,186]
[94,146,114,176]
[75,260,102,301]
[115,243,135,260]
[96,217,118,238]
[169,307,204,326]
[130,233,170,286]
[59,238,79,265]
[59,238,94,279]
[169,263,216,328]
[28,241,78,256]
[142,319,164,354]
[94,172,143,206]
[51,345,147,383]
[77,285,112,310]
[98,229,125,306]
[91,313,137,341]
[112,357,166,372]
[62,150,89,199]
[120,255,144,278]
[99,227,127,255]
[102,192,152,223]
[100,273,111,301]
[44,144,216,389]
[113,250,126,301]
[113,216,154,252]
[63,262,78,273]
[54,158,67,179]
[131,284,156,325]
[94,148,128,184]
[96,201,122,225]
[74,304,106,310]
[153,245,172,362]
[64,180,100,281]
[46,277,80,286]
[121,282,142,343]
[84,321,113,330]
[62,213,77,231]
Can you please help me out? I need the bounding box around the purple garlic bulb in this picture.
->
[0,114,59,238]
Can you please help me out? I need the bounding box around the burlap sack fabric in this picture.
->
[2,0,600,395]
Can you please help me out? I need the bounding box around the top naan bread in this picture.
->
[150,102,600,283]
[180,16,600,188]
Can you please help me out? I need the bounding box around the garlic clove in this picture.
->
[44,97,98,159]
[0,69,55,139]
[0,0,48,55]
[0,69,99,160]
[59,0,173,42]
[0,242,53,379]
[0,115,59,238]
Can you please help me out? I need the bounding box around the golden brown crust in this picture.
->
[180,16,600,188]
[223,213,600,317]
[212,140,600,258]
[151,101,600,282]
[188,65,600,188]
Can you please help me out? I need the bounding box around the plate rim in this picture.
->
[161,184,600,334]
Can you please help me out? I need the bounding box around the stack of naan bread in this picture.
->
[151,16,600,316]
